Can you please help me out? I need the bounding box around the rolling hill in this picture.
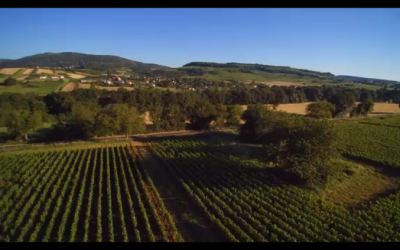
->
[149,61,339,85]
[0,52,167,71]
[337,75,400,85]
[0,59,11,64]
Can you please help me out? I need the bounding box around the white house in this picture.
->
[51,75,63,80]
[39,76,47,79]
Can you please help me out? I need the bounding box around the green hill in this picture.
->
[0,52,166,71]
[150,62,339,85]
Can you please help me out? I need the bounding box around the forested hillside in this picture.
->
[0,53,166,71]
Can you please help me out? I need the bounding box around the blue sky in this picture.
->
[0,8,399,80]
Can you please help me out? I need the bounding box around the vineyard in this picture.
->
[148,140,400,242]
[335,122,400,168]
[1,136,400,242]
[0,145,182,242]
[358,115,400,128]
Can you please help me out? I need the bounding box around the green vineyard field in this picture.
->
[148,140,400,242]
[1,139,400,242]
[0,145,182,242]
[335,122,400,168]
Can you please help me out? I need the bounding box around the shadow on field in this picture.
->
[138,131,301,187]
[370,111,394,115]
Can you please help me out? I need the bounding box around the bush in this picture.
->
[4,77,17,86]
[306,101,335,119]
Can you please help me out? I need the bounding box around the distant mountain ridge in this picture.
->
[0,52,167,71]
[182,62,336,80]
[0,59,11,64]
[336,75,399,84]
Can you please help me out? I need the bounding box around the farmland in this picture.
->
[1,123,400,242]
[145,139,400,242]
[22,69,33,75]
[0,68,23,75]
[67,73,86,79]
[335,122,400,168]
[239,102,400,117]
[0,81,68,95]
[0,145,182,242]
[36,69,53,74]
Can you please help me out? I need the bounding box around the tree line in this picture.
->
[0,84,397,142]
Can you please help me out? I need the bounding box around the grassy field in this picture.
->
[0,81,68,94]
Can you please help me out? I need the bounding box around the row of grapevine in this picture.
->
[149,139,400,242]
[0,145,183,242]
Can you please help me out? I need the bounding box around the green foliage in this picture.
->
[350,99,374,117]
[225,105,244,126]
[265,117,339,187]
[160,105,186,131]
[4,77,17,86]
[188,100,217,130]
[306,101,335,119]
[240,105,338,187]
[328,91,356,118]
[6,109,44,141]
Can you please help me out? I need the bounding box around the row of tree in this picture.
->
[0,83,390,142]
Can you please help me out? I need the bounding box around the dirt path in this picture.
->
[135,146,225,242]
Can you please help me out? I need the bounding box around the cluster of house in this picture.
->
[39,75,65,80]
[80,75,132,85]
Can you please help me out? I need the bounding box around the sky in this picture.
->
[0,8,399,80]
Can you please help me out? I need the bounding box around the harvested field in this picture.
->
[241,102,311,115]
[241,102,400,117]
[36,69,53,74]
[67,73,86,79]
[368,102,400,116]
[0,68,24,75]
[61,82,75,92]
[95,86,134,91]
[244,81,304,86]
[17,76,29,80]
[76,83,134,91]
[22,69,34,75]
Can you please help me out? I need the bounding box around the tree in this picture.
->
[4,77,17,86]
[328,91,356,118]
[306,101,336,119]
[225,105,243,126]
[160,105,186,131]
[6,109,44,141]
[240,104,286,143]
[116,104,146,137]
[264,116,338,187]
[351,99,374,117]
[69,102,101,139]
[148,104,163,132]
[212,104,227,129]
[95,103,145,138]
[188,99,216,130]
